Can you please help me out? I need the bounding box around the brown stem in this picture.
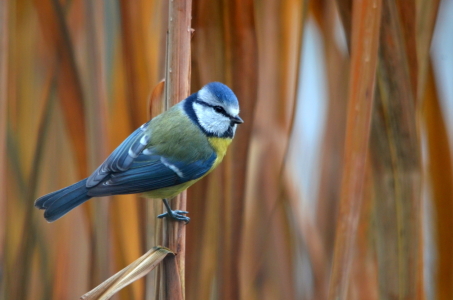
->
[328,0,382,298]
[161,0,192,299]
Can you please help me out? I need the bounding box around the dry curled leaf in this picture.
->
[81,246,174,300]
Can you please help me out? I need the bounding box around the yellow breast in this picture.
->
[143,137,232,200]
[208,137,232,168]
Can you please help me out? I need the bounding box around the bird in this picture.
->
[34,82,243,223]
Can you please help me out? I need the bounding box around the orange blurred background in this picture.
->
[1,0,453,299]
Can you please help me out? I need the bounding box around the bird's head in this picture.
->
[189,82,243,138]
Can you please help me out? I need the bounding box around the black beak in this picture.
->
[231,115,244,124]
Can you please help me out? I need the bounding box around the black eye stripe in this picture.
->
[195,100,233,118]
[214,106,225,114]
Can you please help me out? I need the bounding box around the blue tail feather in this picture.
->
[35,179,92,222]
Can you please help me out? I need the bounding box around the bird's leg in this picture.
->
[157,198,190,223]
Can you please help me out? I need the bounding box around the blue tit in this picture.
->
[35,82,243,223]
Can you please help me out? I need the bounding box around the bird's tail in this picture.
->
[34,178,92,222]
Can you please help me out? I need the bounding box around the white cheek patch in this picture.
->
[193,102,231,135]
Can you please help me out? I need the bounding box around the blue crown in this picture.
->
[204,82,239,107]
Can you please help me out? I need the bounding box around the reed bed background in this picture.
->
[1,0,452,299]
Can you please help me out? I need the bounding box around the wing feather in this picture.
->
[86,121,151,187]
[87,153,216,196]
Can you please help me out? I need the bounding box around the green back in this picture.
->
[148,104,214,162]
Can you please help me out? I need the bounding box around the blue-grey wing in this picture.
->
[87,152,216,196]
[86,121,151,188]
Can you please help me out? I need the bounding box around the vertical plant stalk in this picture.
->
[423,63,453,300]
[415,0,440,102]
[84,0,112,286]
[222,0,258,298]
[8,74,55,300]
[395,2,417,96]
[32,0,88,178]
[370,0,422,298]
[146,80,165,300]
[162,0,192,299]
[119,0,152,129]
[336,0,353,50]
[0,0,8,297]
[313,0,349,265]
[328,0,382,299]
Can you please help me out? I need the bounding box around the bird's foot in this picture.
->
[157,210,190,223]
[159,198,190,223]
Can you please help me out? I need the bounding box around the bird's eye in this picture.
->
[213,106,225,114]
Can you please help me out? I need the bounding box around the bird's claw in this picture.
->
[157,210,190,224]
